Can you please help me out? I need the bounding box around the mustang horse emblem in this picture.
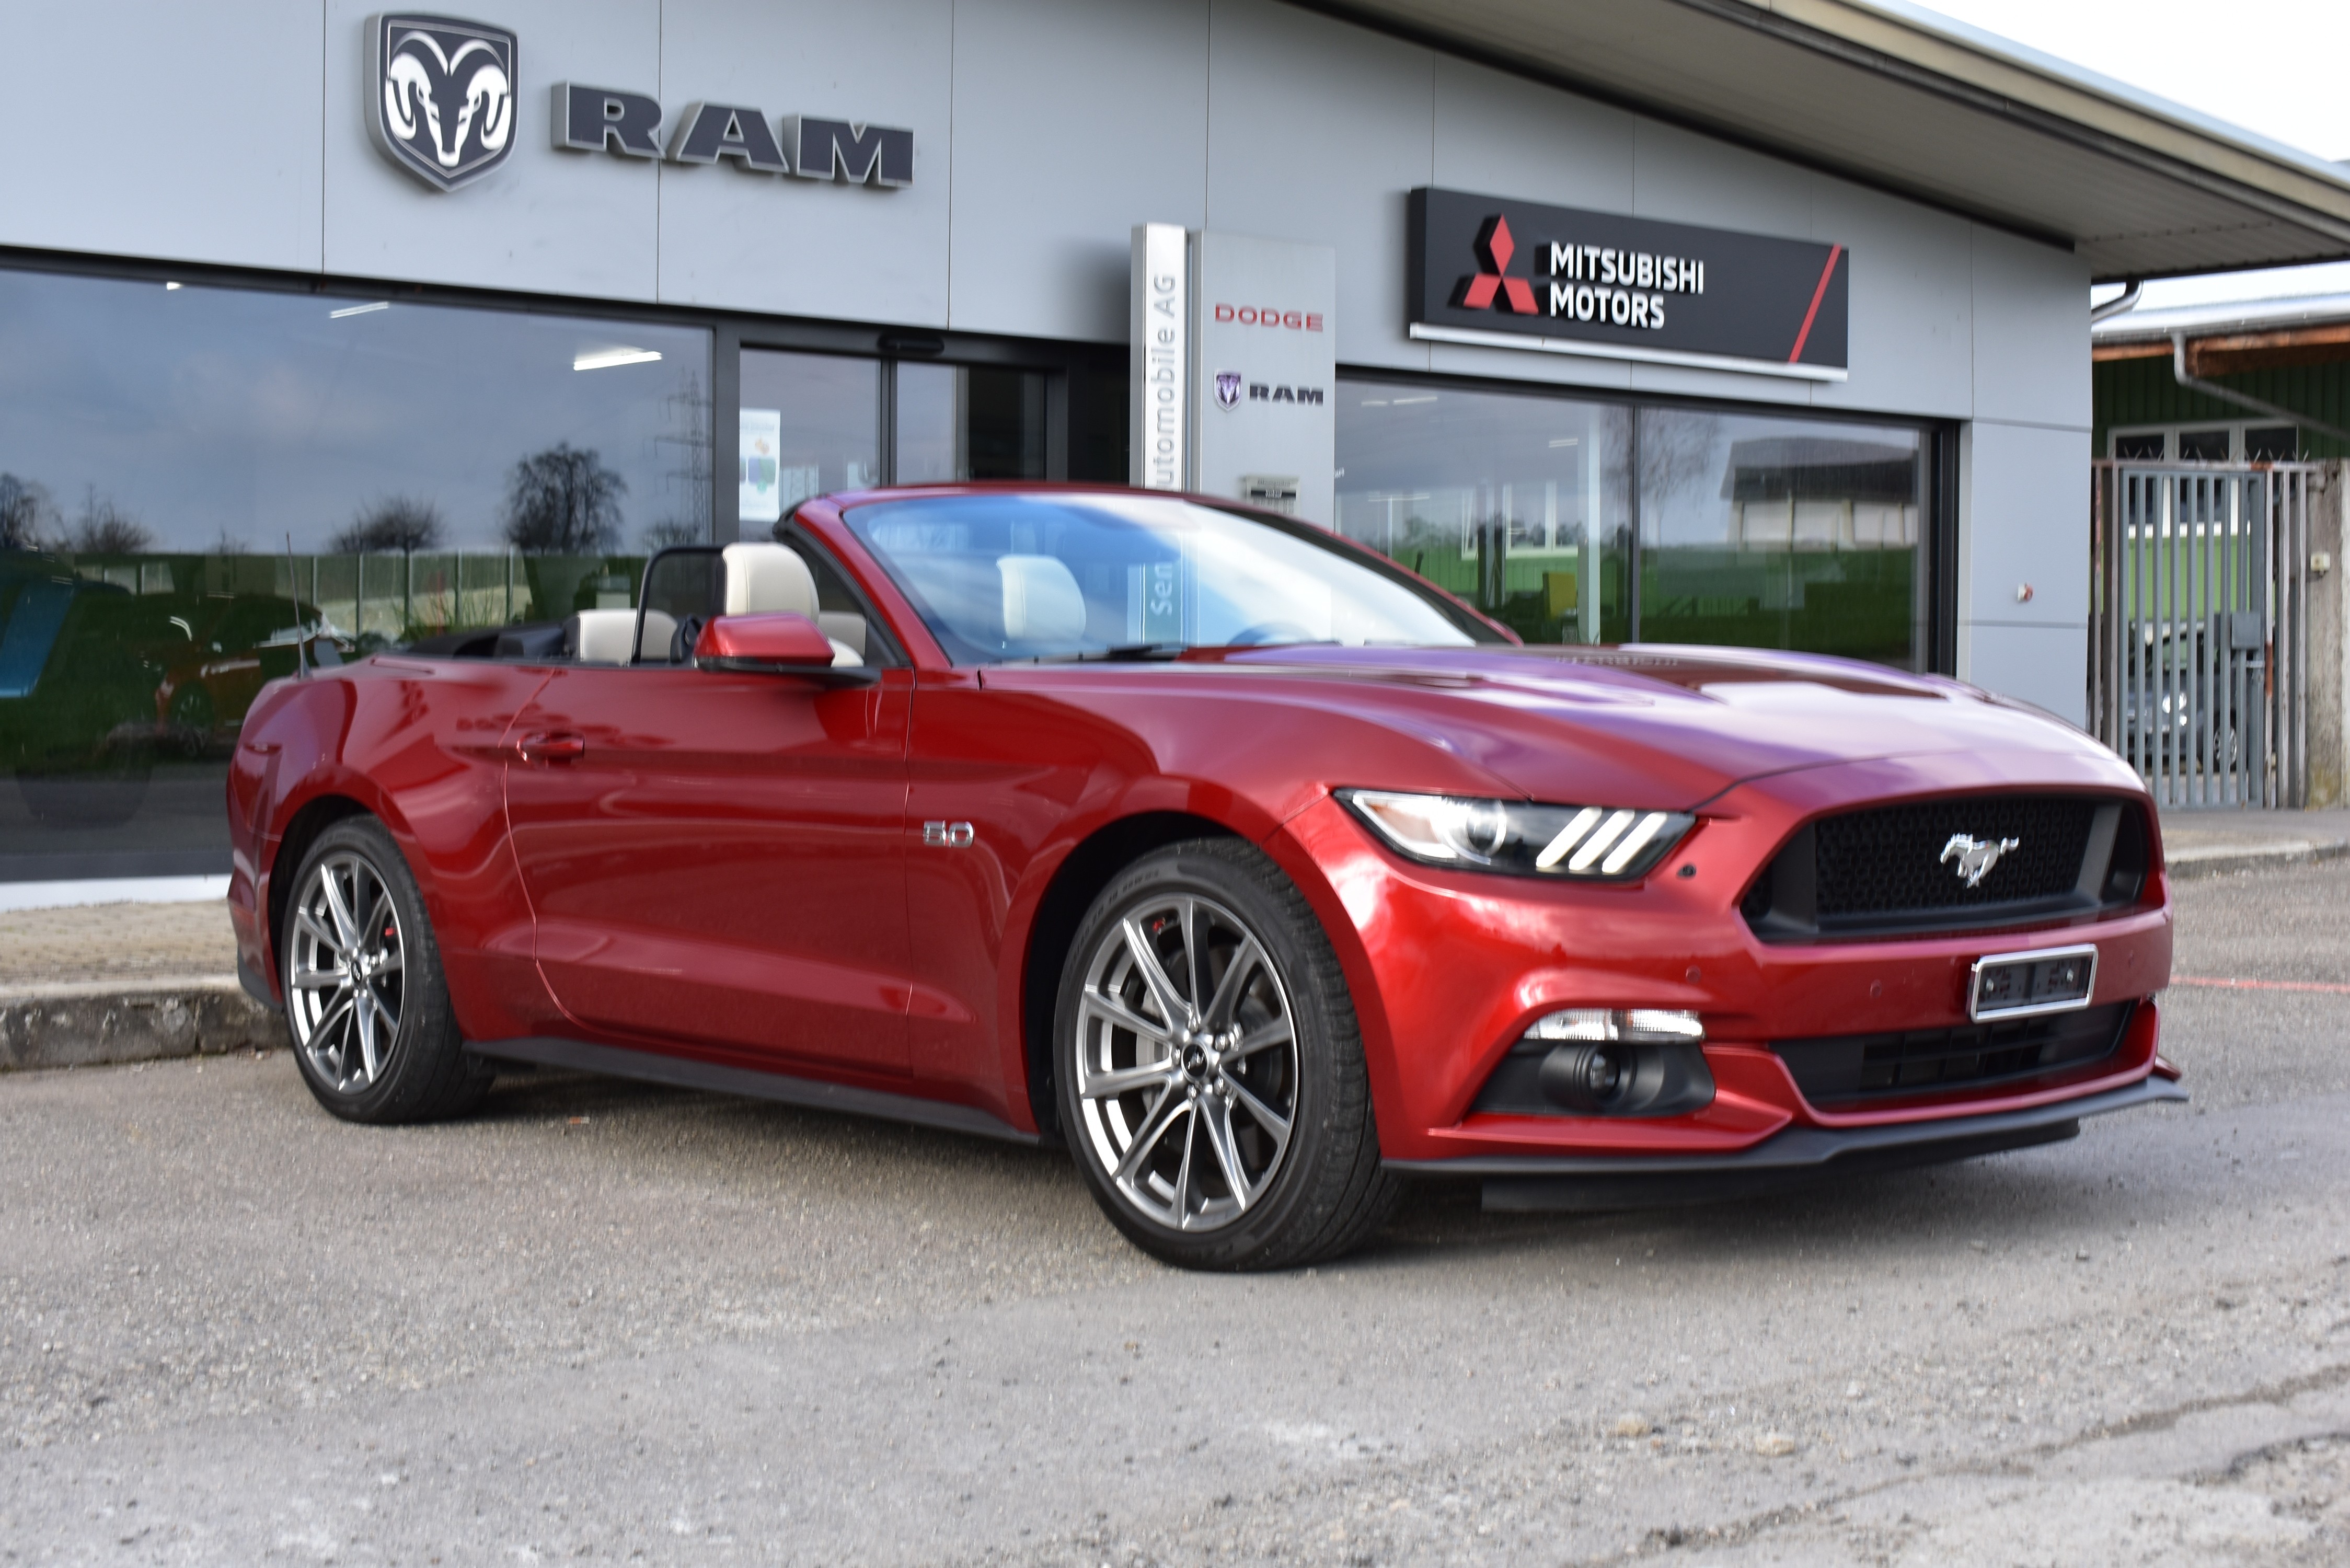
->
[1940,832,2021,889]
[368,14,517,192]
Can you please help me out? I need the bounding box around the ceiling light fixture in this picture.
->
[329,301,390,318]
[574,347,663,371]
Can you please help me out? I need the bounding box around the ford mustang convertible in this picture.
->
[228,484,2181,1270]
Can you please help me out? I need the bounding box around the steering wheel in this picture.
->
[1225,621,1319,648]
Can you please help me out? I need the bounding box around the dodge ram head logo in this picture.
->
[1940,833,2021,889]
[369,13,517,191]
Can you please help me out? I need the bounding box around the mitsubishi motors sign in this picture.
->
[1408,187,1849,382]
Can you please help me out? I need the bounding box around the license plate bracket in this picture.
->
[1969,943,2098,1021]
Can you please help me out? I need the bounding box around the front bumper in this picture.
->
[1274,775,2175,1166]
[1391,1074,2187,1209]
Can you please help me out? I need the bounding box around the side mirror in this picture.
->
[692,613,877,686]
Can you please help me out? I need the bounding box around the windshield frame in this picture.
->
[833,488,1514,667]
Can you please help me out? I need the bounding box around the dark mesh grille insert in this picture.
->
[1815,797,2096,918]
[1773,1002,2132,1106]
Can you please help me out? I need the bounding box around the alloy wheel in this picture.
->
[1072,893,1300,1232]
[286,850,407,1095]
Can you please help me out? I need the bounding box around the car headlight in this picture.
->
[1337,789,1695,880]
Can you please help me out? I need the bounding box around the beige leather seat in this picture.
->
[565,609,639,665]
[998,554,1088,643]
[720,543,862,665]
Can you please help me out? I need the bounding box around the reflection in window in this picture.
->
[0,270,708,555]
[738,350,881,538]
[1335,381,1931,670]
[1334,382,1633,643]
[894,364,1048,485]
[0,266,710,881]
[1639,413,1922,669]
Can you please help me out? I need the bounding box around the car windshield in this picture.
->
[843,492,1494,664]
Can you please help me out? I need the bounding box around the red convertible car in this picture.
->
[228,485,2180,1270]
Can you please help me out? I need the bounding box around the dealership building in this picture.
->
[5,0,2350,890]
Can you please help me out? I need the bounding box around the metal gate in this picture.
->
[2090,462,2314,808]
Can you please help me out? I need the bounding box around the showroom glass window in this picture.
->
[735,350,1051,540]
[1335,379,1930,670]
[0,266,709,881]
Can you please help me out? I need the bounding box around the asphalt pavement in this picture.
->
[4,866,2349,1565]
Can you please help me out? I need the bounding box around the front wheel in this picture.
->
[283,817,491,1123]
[1055,839,1399,1270]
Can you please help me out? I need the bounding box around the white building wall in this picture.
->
[0,0,2093,718]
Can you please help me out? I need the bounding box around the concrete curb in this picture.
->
[0,978,282,1073]
[2164,838,2350,881]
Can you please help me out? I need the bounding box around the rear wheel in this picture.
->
[283,817,490,1123]
[1056,839,1399,1270]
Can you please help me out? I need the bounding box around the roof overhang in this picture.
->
[2094,294,2350,373]
[1299,0,2350,282]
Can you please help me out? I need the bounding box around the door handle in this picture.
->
[519,731,586,765]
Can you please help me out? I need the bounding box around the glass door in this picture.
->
[893,363,1048,484]
[738,349,883,541]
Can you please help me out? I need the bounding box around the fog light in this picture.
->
[1525,1008,1704,1044]
[1520,1009,1713,1118]
[1538,1042,1632,1112]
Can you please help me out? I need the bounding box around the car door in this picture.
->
[503,645,915,1076]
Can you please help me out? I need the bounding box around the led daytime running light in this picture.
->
[1340,789,1694,881]
[1526,1008,1705,1044]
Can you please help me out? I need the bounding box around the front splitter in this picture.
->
[1385,1075,2188,1212]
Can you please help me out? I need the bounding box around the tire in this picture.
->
[281,816,491,1124]
[16,766,151,826]
[1055,838,1400,1271]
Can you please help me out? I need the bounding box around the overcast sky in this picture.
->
[1920,0,2350,304]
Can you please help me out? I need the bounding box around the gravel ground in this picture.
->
[0,904,235,989]
[2,867,2347,1564]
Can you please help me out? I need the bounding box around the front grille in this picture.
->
[1773,1001,2133,1108]
[1742,793,2148,942]
[1816,798,2095,917]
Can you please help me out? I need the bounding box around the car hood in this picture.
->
[1191,642,2125,807]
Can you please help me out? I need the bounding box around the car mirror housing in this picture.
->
[693,613,876,685]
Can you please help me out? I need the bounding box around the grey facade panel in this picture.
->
[0,0,325,273]
[1808,179,1975,423]
[322,0,662,301]
[948,0,1208,343]
[653,0,953,325]
[1969,225,2093,431]
[1203,0,1434,373]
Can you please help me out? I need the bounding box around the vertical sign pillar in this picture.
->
[1130,224,1189,491]
[1190,232,1337,526]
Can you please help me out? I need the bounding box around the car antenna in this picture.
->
[286,532,307,680]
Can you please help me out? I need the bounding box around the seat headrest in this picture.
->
[565,609,639,665]
[722,543,818,618]
[998,555,1087,643]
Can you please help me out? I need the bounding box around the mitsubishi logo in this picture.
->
[1453,214,1539,314]
[1940,833,2021,889]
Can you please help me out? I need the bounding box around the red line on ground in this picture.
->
[2170,975,2350,995]
[1787,244,1842,364]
